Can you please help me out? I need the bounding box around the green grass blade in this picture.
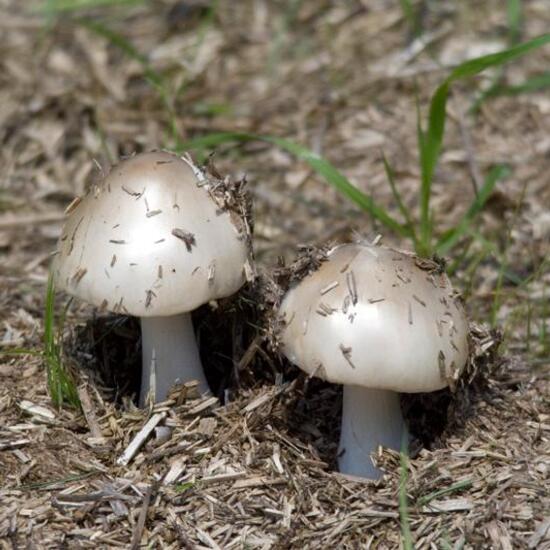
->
[507,0,522,45]
[418,33,549,251]
[468,71,505,113]
[444,34,550,84]
[44,274,55,356]
[398,0,414,27]
[470,69,550,113]
[435,164,510,255]
[398,0,422,38]
[39,0,144,14]
[76,18,181,147]
[417,479,473,506]
[44,274,80,410]
[490,180,528,327]
[44,278,64,407]
[178,131,251,151]
[266,136,408,236]
[419,82,447,249]
[175,481,196,493]
[17,470,99,491]
[438,539,454,550]
[77,19,163,90]
[0,349,43,356]
[399,445,414,550]
[179,132,410,237]
[483,71,550,99]
[381,152,418,246]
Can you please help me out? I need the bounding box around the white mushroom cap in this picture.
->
[53,151,249,316]
[279,243,469,392]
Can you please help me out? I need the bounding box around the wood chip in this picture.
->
[339,344,356,369]
[346,270,358,305]
[77,386,102,439]
[116,412,166,466]
[71,267,87,284]
[122,185,143,198]
[145,289,156,308]
[320,281,339,295]
[163,458,187,485]
[200,472,247,486]
[64,196,82,215]
[0,439,31,451]
[232,476,287,489]
[146,209,162,218]
[130,477,163,550]
[243,392,274,413]
[528,517,550,548]
[423,498,474,513]
[18,400,56,421]
[188,396,219,415]
[171,228,196,251]
[197,417,217,437]
[207,261,216,284]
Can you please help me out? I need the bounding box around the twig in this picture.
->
[116,412,166,466]
[77,386,103,439]
[129,476,164,550]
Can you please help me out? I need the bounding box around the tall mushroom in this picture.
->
[53,151,252,405]
[278,243,469,479]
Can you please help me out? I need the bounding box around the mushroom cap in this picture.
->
[279,243,469,393]
[53,151,249,317]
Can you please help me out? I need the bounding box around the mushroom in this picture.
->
[278,243,469,479]
[53,151,251,405]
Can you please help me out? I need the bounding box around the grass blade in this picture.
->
[77,18,163,90]
[0,349,43,356]
[506,0,523,45]
[39,0,144,14]
[418,33,549,251]
[266,136,408,236]
[44,274,55,356]
[398,0,422,38]
[419,82,447,249]
[44,274,80,410]
[381,152,418,247]
[417,479,473,506]
[179,132,410,237]
[399,444,414,550]
[480,71,550,99]
[490,180,528,327]
[77,19,181,146]
[17,470,99,491]
[444,34,550,84]
[435,164,510,255]
[398,0,414,24]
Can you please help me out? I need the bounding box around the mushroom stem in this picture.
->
[338,385,407,479]
[139,314,208,406]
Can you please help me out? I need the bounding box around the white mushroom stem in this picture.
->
[139,314,209,406]
[338,385,407,479]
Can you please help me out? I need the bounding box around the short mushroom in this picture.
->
[278,243,469,479]
[53,151,251,405]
